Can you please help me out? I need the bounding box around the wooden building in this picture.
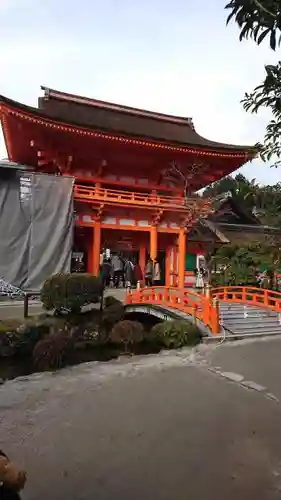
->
[0,87,255,287]
[182,196,281,285]
[209,196,281,245]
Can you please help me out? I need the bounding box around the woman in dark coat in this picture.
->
[100,259,112,288]
[134,262,143,287]
[124,258,134,289]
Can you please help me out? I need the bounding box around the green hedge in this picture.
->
[151,320,202,349]
[110,320,144,348]
[41,273,103,313]
[103,296,123,308]
[0,317,52,357]
[32,327,77,371]
[100,304,125,334]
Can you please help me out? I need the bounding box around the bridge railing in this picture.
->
[211,286,281,312]
[126,287,220,335]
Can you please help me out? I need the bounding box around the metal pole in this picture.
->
[23,294,29,318]
[99,287,104,311]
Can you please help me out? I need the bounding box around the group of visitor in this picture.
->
[99,252,161,289]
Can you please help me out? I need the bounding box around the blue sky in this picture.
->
[0,0,279,185]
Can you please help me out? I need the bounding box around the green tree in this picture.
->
[203,175,281,227]
[256,183,281,225]
[212,241,280,288]
[203,173,258,209]
[225,1,281,166]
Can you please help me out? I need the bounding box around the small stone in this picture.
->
[266,392,279,402]
[242,380,266,392]
[0,378,4,385]
[220,372,244,383]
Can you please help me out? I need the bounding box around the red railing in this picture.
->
[74,184,186,208]
[211,286,281,312]
[126,286,281,337]
[126,287,220,335]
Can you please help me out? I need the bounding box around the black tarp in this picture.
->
[0,167,74,292]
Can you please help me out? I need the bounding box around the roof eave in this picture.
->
[0,94,255,157]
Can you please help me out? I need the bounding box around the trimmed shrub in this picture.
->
[0,315,70,357]
[32,326,79,370]
[100,304,125,334]
[41,273,103,313]
[110,320,144,352]
[103,296,123,308]
[0,316,56,357]
[67,309,104,343]
[151,320,202,349]
[0,319,22,334]
[0,329,21,357]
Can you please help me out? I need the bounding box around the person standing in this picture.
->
[99,249,104,270]
[111,253,124,288]
[153,259,161,286]
[195,267,204,290]
[134,260,143,288]
[100,258,112,288]
[124,258,134,290]
[145,257,153,287]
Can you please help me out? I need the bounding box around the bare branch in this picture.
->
[253,0,276,17]
[162,160,204,198]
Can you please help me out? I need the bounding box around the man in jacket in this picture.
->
[153,259,161,286]
[111,253,124,288]
[145,258,153,287]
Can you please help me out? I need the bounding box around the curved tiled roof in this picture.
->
[0,90,257,189]
[34,87,255,153]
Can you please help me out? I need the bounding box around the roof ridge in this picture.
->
[41,86,195,127]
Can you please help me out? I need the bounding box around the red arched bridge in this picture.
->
[126,286,281,336]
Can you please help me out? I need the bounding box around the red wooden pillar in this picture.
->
[87,236,93,273]
[178,228,186,289]
[139,241,146,279]
[92,221,101,276]
[165,246,171,287]
[150,225,157,261]
[170,246,178,287]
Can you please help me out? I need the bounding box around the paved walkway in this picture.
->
[2,339,281,499]
[0,289,127,320]
[205,335,281,401]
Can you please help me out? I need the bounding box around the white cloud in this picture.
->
[0,42,79,63]
[0,0,10,8]
[0,0,31,11]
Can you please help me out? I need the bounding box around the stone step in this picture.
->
[220,317,279,324]
[217,301,281,336]
[222,316,280,323]
[221,310,279,316]
[219,305,278,315]
[226,329,281,337]
[226,323,281,332]
[221,316,281,325]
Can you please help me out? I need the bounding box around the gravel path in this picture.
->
[2,345,281,500]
